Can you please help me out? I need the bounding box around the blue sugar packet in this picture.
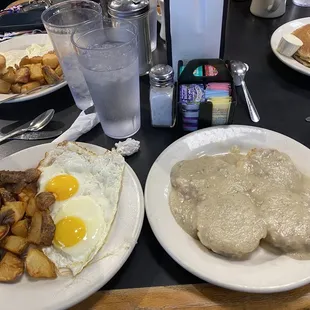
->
[180,84,205,104]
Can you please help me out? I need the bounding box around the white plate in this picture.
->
[145,125,310,293]
[271,17,310,76]
[0,143,144,310]
[0,34,67,104]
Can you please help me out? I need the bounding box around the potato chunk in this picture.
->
[26,197,37,217]
[0,251,24,282]
[54,65,63,77]
[29,56,43,64]
[1,201,25,223]
[19,56,31,67]
[0,188,16,203]
[11,219,29,238]
[28,211,55,246]
[0,55,6,70]
[42,53,59,69]
[1,235,28,255]
[0,79,11,94]
[25,248,56,279]
[42,65,60,85]
[2,67,16,84]
[21,81,40,94]
[15,67,30,84]
[11,83,22,94]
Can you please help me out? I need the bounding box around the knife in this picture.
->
[9,130,63,140]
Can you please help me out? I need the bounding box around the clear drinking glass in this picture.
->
[41,0,102,110]
[293,0,310,6]
[72,19,141,139]
[149,0,158,52]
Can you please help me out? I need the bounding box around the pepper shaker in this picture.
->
[149,64,174,127]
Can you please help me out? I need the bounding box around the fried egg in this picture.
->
[38,142,125,276]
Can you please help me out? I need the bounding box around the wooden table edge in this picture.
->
[71,283,310,309]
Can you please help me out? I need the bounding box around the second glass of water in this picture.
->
[42,0,103,110]
[72,19,141,139]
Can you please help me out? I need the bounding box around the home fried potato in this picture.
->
[11,83,22,94]
[1,201,26,223]
[25,248,56,279]
[42,53,59,69]
[36,192,55,211]
[21,81,40,94]
[28,211,41,244]
[0,188,16,203]
[0,251,24,282]
[29,56,43,64]
[2,67,16,84]
[42,65,60,85]
[0,235,28,255]
[0,79,11,94]
[15,67,30,84]
[19,56,31,67]
[28,211,55,246]
[0,209,15,226]
[0,225,10,241]
[11,219,29,238]
[26,64,44,81]
[55,65,63,77]
[0,55,6,70]
[26,197,37,217]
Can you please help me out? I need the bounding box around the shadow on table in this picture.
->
[267,52,310,90]
[0,86,74,121]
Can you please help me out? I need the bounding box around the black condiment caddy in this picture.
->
[176,59,238,131]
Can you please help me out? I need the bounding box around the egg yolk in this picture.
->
[45,175,79,201]
[54,216,86,248]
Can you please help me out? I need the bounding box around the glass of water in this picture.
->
[72,19,141,139]
[293,0,310,6]
[41,0,102,110]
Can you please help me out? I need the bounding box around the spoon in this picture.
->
[0,109,55,143]
[230,60,260,123]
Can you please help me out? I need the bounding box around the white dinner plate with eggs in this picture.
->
[271,17,310,76]
[145,125,310,293]
[0,142,144,310]
[0,34,67,104]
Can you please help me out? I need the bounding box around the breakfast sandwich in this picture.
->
[292,24,310,67]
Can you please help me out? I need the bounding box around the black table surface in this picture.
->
[1,0,310,290]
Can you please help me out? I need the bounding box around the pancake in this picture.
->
[197,193,267,258]
[292,24,310,66]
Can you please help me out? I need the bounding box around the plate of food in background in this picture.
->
[271,17,310,76]
[145,125,310,293]
[0,34,66,104]
[0,141,144,310]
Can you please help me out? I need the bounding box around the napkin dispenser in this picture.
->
[164,0,229,78]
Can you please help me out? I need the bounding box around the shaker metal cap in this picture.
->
[149,64,174,87]
[108,0,150,18]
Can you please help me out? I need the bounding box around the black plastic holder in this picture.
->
[176,59,238,131]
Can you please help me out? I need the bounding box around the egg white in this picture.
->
[39,142,125,276]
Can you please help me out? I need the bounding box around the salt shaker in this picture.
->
[149,64,174,127]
